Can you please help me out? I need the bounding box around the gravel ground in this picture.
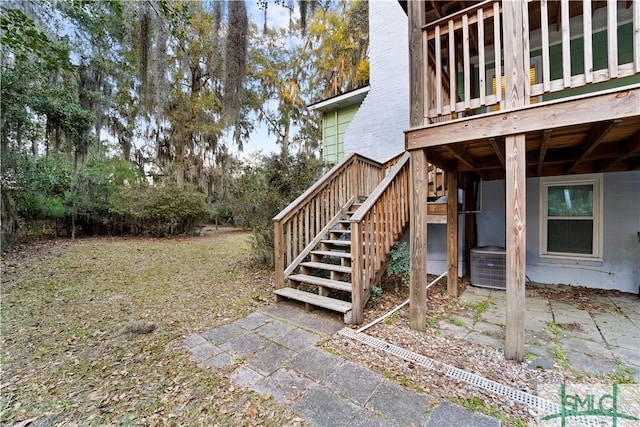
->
[323,278,573,426]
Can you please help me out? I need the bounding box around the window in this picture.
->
[540,174,602,259]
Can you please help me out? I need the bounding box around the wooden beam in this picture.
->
[445,144,475,170]
[406,86,640,149]
[505,134,526,362]
[422,148,449,171]
[489,137,505,167]
[447,170,459,297]
[597,131,640,171]
[408,1,425,128]
[566,120,620,174]
[409,149,428,332]
[537,129,552,176]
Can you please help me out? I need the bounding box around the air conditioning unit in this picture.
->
[470,246,506,290]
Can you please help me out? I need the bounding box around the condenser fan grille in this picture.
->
[470,246,506,290]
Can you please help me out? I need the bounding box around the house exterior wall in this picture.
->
[477,171,640,294]
[321,104,359,166]
[343,0,408,162]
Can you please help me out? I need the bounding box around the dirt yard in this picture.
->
[0,229,303,426]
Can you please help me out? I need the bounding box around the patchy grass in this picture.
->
[0,229,303,425]
[463,300,493,320]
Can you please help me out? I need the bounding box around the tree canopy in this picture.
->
[0,0,369,247]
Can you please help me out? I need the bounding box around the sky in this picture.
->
[226,2,300,159]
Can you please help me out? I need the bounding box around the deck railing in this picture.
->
[423,0,640,123]
[273,153,386,289]
[350,152,411,323]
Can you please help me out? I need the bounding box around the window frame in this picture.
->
[539,174,603,261]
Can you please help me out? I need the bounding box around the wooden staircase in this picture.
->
[275,201,362,323]
[273,151,448,324]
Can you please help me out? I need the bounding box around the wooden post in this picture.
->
[446,169,459,297]
[274,220,284,290]
[351,221,363,324]
[502,0,527,362]
[408,0,425,128]
[505,135,526,362]
[409,149,428,332]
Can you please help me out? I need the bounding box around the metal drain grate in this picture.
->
[339,328,559,413]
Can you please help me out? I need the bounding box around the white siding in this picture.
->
[343,0,408,162]
[477,171,640,293]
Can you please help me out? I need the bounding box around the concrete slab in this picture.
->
[234,312,273,330]
[188,341,222,362]
[219,332,268,358]
[608,346,640,367]
[525,298,553,313]
[438,321,470,339]
[182,334,207,349]
[425,400,501,427]
[591,313,640,350]
[548,299,585,316]
[563,350,619,376]
[200,323,244,345]
[472,321,505,338]
[324,361,385,406]
[273,327,322,352]
[252,368,314,404]
[231,365,264,388]
[481,309,506,325]
[559,337,613,360]
[288,347,343,381]
[260,301,345,336]
[247,343,297,375]
[198,351,235,369]
[365,381,431,427]
[346,409,396,427]
[464,331,504,350]
[293,385,360,427]
[254,319,295,340]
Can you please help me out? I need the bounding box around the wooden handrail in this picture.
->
[351,153,410,222]
[349,152,412,323]
[273,152,383,223]
[422,0,639,123]
[273,152,387,289]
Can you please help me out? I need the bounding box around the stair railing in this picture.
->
[273,153,386,289]
[349,152,411,323]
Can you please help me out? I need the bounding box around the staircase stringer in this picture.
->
[283,197,355,278]
[350,152,412,324]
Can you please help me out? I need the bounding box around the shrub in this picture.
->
[386,241,410,286]
[109,183,211,236]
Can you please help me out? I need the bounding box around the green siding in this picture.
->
[541,22,640,101]
[322,103,360,165]
[459,23,638,107]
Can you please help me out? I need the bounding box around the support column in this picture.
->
[505,134,526,362]
[446,169,459,297]
[407,0,425,128]
[502,0,527,363]
[409,148,428,332]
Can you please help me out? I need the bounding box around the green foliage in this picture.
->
[109,183,211,237]
[221,152,323,264]
[463,300,492,320]
[367,286,382,307]
[386,242,410,286]
[11,156,72,221]
[607,360,635,384]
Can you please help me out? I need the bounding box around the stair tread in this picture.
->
[300,261,352,273]
[330,229,351,234]
[321,239,351,246]
[288,274,352,292]
[275,288,352,313]
[311,250,352,258]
